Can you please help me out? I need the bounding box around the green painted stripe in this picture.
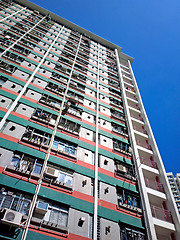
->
[0,173,36,194]
[98,206,144,229]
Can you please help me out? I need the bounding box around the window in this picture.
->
[0,188,31,215]
[117,189,140,209]
[44,205,68,227]
[120,227,145,240]
[10,153,42,175]
[52,138,77,156]
[59,170,73,186]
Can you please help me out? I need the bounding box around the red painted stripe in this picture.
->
[21,95,38,103]
[0,106,8,113]
[28,227,92,240]
[11,111,29,120]
[0,87,19,96]
[98,199,142,219]
[0,133,19,143]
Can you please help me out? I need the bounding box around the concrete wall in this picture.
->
[100,218,120,240]
[3,80,22,93]
[77,147,94,165]
[15,103,34,118]
[0,147,13,168]
[99,182,117,204]
[68,208,91,238]
[0,95,13,109]
[2,122,26,139]
[13,69,29,81]
[73,173,91,195]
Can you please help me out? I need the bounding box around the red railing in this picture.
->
[130,113,144,122]
[151,205,173,223]
[128,102,139,110]
[133,125,147,135]
[140,157,157,169]
[145,178,164,192]
[136,140,152,150]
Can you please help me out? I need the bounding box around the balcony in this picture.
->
[55,64,71,76]
[130,112,143,122]
[12,44,31,56]
[110,98,123,109]
[45,82,65,96]
[58,117,81,135]
[128,102,139,111]
[120,228,145,240]
[51,72,68,85]
[125,86,135,93]
[112,122,128,137]
[3,51,24,64]
[136,139,152,151]
[108,79,119,88]
[19,39,36,49]
[109,87,121,98]
[145,178,164,193]
[113,140,132,156]
[31,109,57,126]
[133,125,147,135]
[140,156,158,169]
[74,63,87,75]
[72,72,87,83]
[39,94,62,110]
[6,154,42,178]
[151,205,173,223]
[69,81,85,93]
[126,93,137,101]
[62,103,82,118]
[67,91,84,104]
[115,163,136,181]
[52,138,77,158]
[0,60,17,74]
[21,128,51,149]
[117,189,142,214]
[111,109,125,122]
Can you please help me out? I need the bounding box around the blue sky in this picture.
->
[30,0,180,175]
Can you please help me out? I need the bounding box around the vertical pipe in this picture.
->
[93,43,100,240]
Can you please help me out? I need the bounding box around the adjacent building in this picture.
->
[0,0,180,239]
[167,172,180,214]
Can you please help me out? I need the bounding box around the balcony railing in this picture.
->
[126,93,137,101]
[140,157,158,169]
[136,140,152,150]
[128,102,139,110]
[0,60,16,74]
[130,113,143,122]
[151,205,173,223]
[126,86,135,93]
[145,178,164,192]
[133,125,147,135]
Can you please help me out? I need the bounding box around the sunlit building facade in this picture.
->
[167,172,180,214]
[0,0,180,239]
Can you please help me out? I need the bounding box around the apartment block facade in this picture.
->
[0,0,179,239]
[167,172,180,214]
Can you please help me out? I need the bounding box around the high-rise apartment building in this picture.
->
[0,0,179,240]
[167,172,180,214]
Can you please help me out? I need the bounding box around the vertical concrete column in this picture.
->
[115,49,157,240]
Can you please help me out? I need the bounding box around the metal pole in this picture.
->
[93,43,100,240]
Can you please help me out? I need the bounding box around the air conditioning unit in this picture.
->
[117,164,127,173]
[1,209,23,227]
[45,167,59,178]
[35,201,49,215]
